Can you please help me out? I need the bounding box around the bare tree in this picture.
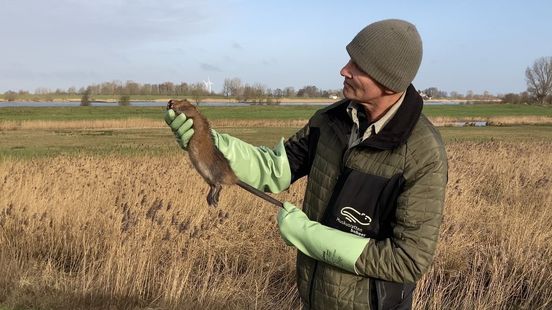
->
[80,88,92,106]
[423,87,448,99]
[525,56,552,104]
[4,90,17,101]
[190,82,207,105]
[126,81,140,95]
[297,85,320,98]
[222,78,232,97]
[118,95,131,106]
[222,77,243,99]
[284,86,296,98]
[449,91,463,99]
[246,83,268,103]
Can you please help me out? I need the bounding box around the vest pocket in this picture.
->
[374,279,416,310]
[323,168,405,239]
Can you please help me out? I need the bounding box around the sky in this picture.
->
[1,0,551,95]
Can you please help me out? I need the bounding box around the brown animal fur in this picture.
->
[167,99,238,207]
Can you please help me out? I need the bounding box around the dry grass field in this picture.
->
[1,115,551,131]
[1,138,551,309]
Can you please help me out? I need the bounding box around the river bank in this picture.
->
[0,96,502,104]
[0,96,336,104]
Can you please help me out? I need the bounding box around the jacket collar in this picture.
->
[322,84,423,150]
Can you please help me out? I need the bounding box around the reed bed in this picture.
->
[430,115,552,126]
[0,119,309,131]
[414,141,552,309]
[1,115,551,131]
[1,141,551,309]
[0,119,164,131]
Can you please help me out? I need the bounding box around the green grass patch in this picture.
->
[1,104,551,122]
[1,103,550,159]
[0,128,174,159]
[423,103,552,118]
[0,126,297,160]
[0,106,320,121]
[0,106,166,121]
[1,125,550,160]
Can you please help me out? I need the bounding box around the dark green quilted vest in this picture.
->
[285,86,447,309]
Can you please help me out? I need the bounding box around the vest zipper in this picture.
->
[308,119,351,308]
[341,147,354,171]
[308,147,353,307]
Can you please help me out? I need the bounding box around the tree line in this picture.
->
[2,56,551,104]
[487,56,551,105]
[1,79,342,105]
[418,87,499,100]
[1,81,504,103]
[419,57,552,104]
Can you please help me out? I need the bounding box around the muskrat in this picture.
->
[167,99,284,208]
[167,99,237,207]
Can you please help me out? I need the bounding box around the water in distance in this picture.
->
[0,100,461,108]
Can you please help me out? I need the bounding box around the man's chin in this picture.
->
[342,89,354,100]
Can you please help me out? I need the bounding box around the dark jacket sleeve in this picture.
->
[285,123,312,183]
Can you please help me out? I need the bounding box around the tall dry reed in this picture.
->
[413,141,552,309]
[0,119,309,131]
[430,115,552,126]
[0,141,551,309]
[1,115,550,131]
[0,154,303,309]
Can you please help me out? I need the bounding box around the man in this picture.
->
[165,19,448,310]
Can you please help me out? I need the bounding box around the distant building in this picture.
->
[329,94,339,100]
[418,91,431,100]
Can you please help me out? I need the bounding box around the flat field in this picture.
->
[0,105,551,309]
[2,124,552,159]
[1,103,551,121]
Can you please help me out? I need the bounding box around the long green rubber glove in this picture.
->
[277,202,371,275]
[212,132,290,193]
[164,109,291,193]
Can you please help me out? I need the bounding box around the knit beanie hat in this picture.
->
[346,19,423,92]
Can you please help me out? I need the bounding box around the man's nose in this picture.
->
[340,62,352,78]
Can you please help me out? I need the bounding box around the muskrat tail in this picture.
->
[236,181,283,208]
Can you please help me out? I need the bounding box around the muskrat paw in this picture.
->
[207,184,222,207]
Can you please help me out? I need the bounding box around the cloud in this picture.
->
[0,0,219,47]
[0,0,235,91]
[200,63,222,72]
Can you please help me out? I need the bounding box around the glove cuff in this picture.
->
[212,130,292,193]
[279,207,370,274]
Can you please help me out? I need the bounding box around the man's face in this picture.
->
[340,59,386,104]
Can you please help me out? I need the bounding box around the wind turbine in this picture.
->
[203,77,214,94]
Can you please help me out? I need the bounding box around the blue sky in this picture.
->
[1,0,551,95]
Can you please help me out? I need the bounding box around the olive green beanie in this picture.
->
[346,19,423,92]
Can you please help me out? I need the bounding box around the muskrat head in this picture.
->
[167,99,198,115]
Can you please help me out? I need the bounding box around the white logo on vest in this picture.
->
[340,207,372,226]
